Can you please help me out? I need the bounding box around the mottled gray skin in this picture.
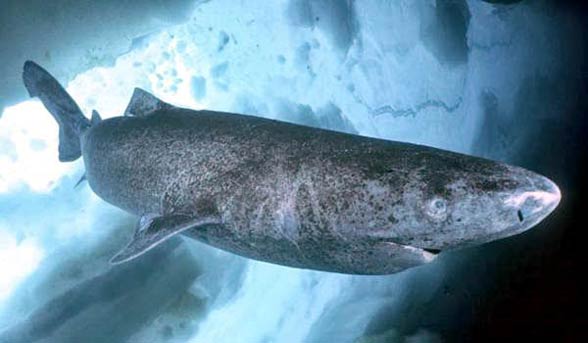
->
[22,60,560,275]
[82,108,559,274]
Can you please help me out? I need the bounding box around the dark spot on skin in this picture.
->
[424,248,441,254]
[517,209,524,222]
[342,200,350,210]
[427,175,452,197]
[388,214,398,224]
[195,198,219,217]
[475,180,500,191]
[456,218,462,222]
[476,179,520,192]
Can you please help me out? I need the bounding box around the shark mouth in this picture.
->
[379,241,440,264]
[423,247,442,254]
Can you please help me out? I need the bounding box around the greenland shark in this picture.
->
[22,61,561,274]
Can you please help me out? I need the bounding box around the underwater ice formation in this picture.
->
[0,0,582,342]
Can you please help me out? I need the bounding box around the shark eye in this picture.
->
[432,198,446,212]
[426,197,448,220]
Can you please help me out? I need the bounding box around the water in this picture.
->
[0,1,586,342]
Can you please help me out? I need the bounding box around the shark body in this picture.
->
[22,61,560,274]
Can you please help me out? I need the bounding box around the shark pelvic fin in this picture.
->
[110,213,221,264]
[74,173,87,188]
[124,88,174,117]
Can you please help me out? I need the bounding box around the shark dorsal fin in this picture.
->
[124,88,174,117]
[91,110,102,125]
[110,213,221,264]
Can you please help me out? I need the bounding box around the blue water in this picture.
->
[0,1,584,342]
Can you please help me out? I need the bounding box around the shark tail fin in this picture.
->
[22,61,91,162]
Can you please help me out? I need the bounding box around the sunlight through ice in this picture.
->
[0,229,44,303]
[0,102,75,193]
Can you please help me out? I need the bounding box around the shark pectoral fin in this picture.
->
[124,88,174,117]
[110,214,221,265]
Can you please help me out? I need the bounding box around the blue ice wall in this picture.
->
[0,1,583,342]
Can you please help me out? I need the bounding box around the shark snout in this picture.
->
[507,175,561,228]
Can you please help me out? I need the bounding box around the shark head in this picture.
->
[389,156,561,252]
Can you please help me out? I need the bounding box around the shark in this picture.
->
[21,61,560,274]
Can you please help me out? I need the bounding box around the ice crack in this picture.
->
[371,97,463,118]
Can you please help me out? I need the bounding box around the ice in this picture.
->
[0,0,583,342]
[190,76,207,101]
[0,0,202,114]
[0,231,44,303]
